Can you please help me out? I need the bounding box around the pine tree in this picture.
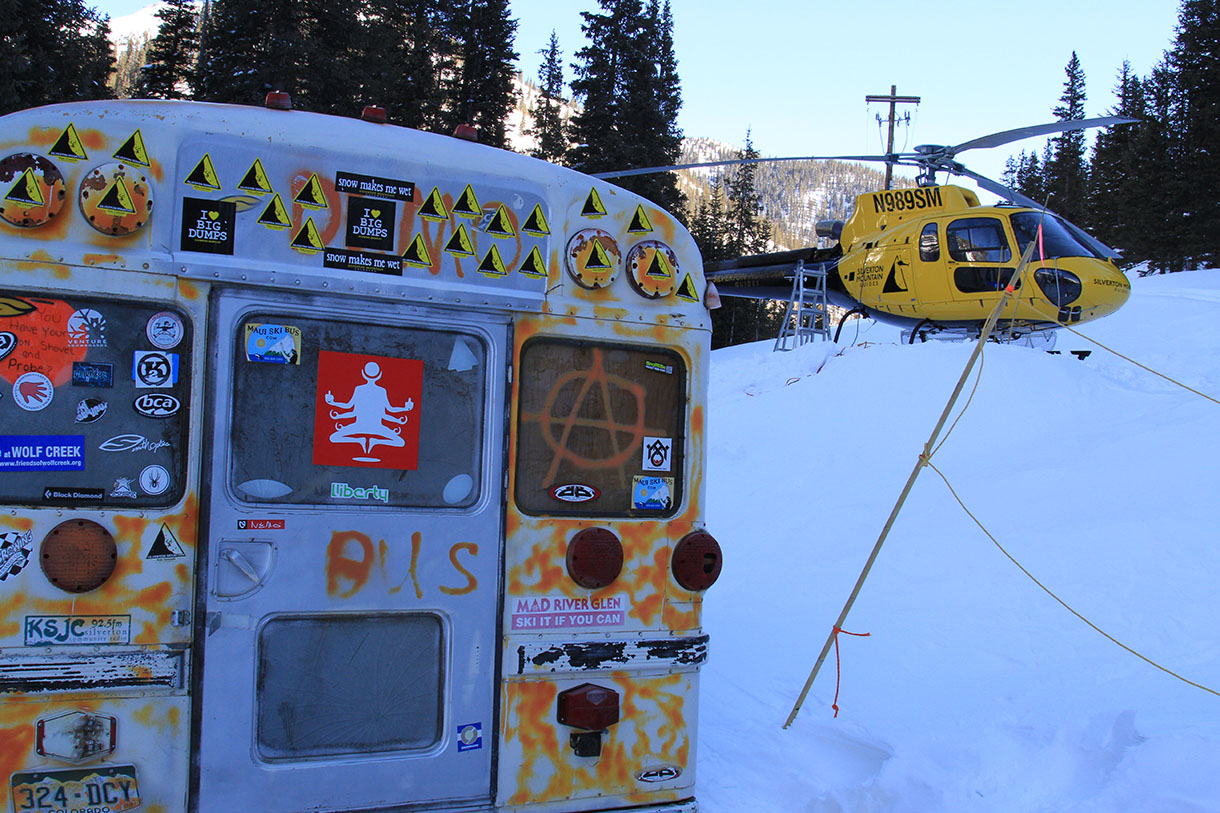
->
[705,132,780,347]
[527,31,569,162]
[193,0,360,115]
[1044,52,1089,222]
[1087,62,1145,259]
[1167,0,1220,267]
[569,0,685,213]
[134,0,200,100]
[445,0,519,147]
[1002,149,1045,205]
[357,0,452,130]
[723,132,772,257]
[0,0,115,116]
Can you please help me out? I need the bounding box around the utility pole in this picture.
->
[865,85,921,189]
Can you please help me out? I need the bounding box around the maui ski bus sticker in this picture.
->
[245,323,301,364]
[313,350,422,470]
[632,475,674,511]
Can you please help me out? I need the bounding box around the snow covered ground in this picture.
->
[699,269,1220,811]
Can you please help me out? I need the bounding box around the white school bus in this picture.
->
[0,98,723,813]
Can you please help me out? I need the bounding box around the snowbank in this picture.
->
[700,270,1220,811]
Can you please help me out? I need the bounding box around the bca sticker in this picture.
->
[313,351,422,470]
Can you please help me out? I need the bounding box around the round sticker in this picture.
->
[139,464,171,496]
[13,372,54,411]
[146,312,184,349]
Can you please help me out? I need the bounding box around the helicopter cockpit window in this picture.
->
[946,218,1011,264]
[919,223,940,262]
[1010,212,1105,260]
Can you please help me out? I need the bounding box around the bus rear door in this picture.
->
[194,288,507,812]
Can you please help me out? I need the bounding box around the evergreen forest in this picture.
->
[4,0,1220,336]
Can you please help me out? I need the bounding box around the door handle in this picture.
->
[222,548,262,584]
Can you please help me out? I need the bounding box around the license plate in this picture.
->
[10,765,140,812]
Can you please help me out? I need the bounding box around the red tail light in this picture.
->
[566,528,623,589]
[41,519,117,593]
[557,683,620,730]
[671,531,722,591]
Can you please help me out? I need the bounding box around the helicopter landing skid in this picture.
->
[901,321,1058,350]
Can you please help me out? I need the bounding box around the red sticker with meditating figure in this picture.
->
[312,350,422,470]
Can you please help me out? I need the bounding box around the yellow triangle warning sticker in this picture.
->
[581,187,607,218]
[644,250,674,278]
[5,168,45,206]
[50,123,87,161]
[97,178,136,214]
[585,239,613,270]
[258,194,291,229]
[294,173,327,209]
[453,184,481,218]
[291,217,324,253]
[238,159,273,194]
[522,203,550,236]
[477,245,508,277]
[444,224,475,256]
[518,245,547,278]
[113,129,150,166]
[185,154,221,190]
[402,234,432,267]
[628,205,654,233]
[676,272,700,303]
[419,186,448,221]
[485,204,515,237]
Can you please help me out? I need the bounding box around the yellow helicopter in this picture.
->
[595,117,1136,343]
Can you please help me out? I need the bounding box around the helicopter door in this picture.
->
[944,216,1019,298]
[195,289,505,812]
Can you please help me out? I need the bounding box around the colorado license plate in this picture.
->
[10,765,140,812]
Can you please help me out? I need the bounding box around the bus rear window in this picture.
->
[230,314,486,509]
[515,340,686,517]
[0,292,191,508]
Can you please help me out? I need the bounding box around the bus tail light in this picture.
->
[672,531,722,591]
[361,105,387,123]
[557,683,620,757]
[40,519,117,593]
[566,528,623,589]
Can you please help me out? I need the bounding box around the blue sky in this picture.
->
[96,0,1181,196]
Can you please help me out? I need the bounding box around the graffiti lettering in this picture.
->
[439,542,478,595]
[326,530,478,598]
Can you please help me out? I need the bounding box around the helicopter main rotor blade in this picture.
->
[949,116,1139,155]
[952,166,1043,209]
[592,154,889,179]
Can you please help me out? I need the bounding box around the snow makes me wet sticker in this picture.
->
[313,350,422,470]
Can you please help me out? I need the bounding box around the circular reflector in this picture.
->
[79,162,153,236]
[626,240,679,299]
[0,153,67,228]
[565,229,621,289]
[671,531,722,592]
[566,528,624,589]
[41,520,118,593]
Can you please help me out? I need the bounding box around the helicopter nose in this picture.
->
[1083,262,1131,318]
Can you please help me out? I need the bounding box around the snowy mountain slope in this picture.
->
[700,269,1220,811]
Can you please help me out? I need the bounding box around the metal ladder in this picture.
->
[774,260,831,351]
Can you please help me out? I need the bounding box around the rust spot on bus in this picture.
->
[177,279,202,300]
